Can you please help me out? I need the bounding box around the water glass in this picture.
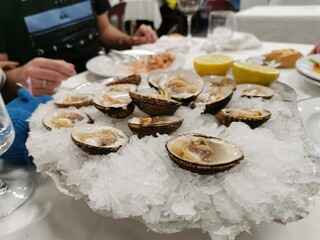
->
[207,11,234,52]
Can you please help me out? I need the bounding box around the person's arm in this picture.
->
[309,42,320,55]
[0,54,76,102]
[96,13,158,50]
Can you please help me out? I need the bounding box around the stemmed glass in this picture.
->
[177,0,202,44]
[0,68,34,218]
[207,11,234,52]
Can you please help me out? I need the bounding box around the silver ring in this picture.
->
[42,80,47,89]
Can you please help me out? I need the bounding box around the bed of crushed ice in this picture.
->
[27,77,320,240]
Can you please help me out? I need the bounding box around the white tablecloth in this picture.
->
[235,5,320,44]
[123,0,162,29]
[4,38,320,240]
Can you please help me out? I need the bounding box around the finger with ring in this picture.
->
[42,80,47,88]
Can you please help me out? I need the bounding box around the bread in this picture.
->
[264,49,303,68]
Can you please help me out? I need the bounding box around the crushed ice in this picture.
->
[26,80,320,240]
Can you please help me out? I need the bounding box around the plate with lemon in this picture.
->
[193,53,280,86]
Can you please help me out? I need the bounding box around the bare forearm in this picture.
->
[100,22,133,50]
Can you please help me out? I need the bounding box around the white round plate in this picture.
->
[86,52,185,77]
[296,54,320,81]
[298,97,320,149]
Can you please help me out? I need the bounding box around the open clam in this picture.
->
[202,75,237,90]
[191,86,234,114]
[104,83,137,93]
[128,115,183,137]
[71,124,129,155]
[159,69,203,104]
[147,69,165,89]
[237,83,274,99]
[93,91,135,118]
[106,74,141,86]
[217,107,272,128]
[42,108,92,130]
[54,93,94,108]
[166,133,244,174]
[129,90,181,116]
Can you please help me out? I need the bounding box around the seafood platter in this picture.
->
[27,69,320,240]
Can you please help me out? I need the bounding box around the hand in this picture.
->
[0,60,19,69]
[309,42,320,55]
[21,58,76,96]
[132,24,158,45]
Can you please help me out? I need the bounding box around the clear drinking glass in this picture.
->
[207,11,234,52]
[0,68,34,218]
[177,0,202,44]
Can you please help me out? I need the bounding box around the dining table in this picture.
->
[2,37,320,240]
[235,5,320,44]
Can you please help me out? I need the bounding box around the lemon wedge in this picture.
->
[232,62,280,86]
[193,54,233,76]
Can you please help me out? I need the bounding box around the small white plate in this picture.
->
[86,52,185,77]
[298,97,320,149]
[296,54,320,81]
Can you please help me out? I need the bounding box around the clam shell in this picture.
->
[93,91,135,118]
[106,74,141,86]
[129,91,181,116]
[191,86,234,114]
[42,108,92,130]
[166,133,244,174]
[147,69,165,89]
[237,83,274,99]
[71,124,129,155]
[202,75,237,90]
[54,93,94,108]
[128,116,183,137]
[159,69,203,104]
[104,84,137,93]
[217,107,272,128]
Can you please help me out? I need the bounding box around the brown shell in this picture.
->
[94,101,135,119]
[54,94,94,108]
[129,91,181,116]
[106,74,141,86]
[166,133,244,175]
[128,116,183,137]
[217,107,271,128]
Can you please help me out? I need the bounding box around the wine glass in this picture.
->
[0,68,34,218]
[177,0,202,44]
[207,11,234,52]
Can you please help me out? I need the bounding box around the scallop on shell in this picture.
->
[217,107,272,128]
[129,91,181,116]
[202,75,237,90]
[71,124,129,155]
[159,69,203,104]
[54,93,94,108]
[237,83,274,99]
[166,133,244,174]
[106,74,141,86]
[42,108,92,130]
[93,91,135,118]
[128,115,183,137]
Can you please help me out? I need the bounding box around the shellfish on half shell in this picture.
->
[71,124,129,155]
[54,93,94,108]
[104,83,137,93]
[237,83,274,99]
[191,86,234,114]
[147,69,164,89]
[202,75,237,90]
[128,115,183,137]
[217,107,272,128]
[42,108,92,130]
[106,74,141,86]
[166,133,244,174]
[93,91,135,118]
[129,90,181,116]
[159,69,203,104]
